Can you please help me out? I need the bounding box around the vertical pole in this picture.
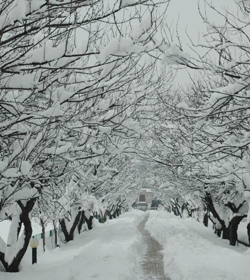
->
[32,247,37,264]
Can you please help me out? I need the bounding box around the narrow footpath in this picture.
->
[137,214,170,280]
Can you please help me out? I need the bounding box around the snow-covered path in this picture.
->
[137,214,170,280]
[1,211,146,280]
[146,211,250,280]
[2,210,250,280]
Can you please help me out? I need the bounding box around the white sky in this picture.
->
[166,0,237,45]
[164,0,238,87]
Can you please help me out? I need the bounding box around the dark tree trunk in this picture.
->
[77,211,85,234]
[204,192,228,239]
[53,220,59,248]
[59,211,81,242]
[224,200,247,243]
[105,210,112,220]
[203,212,209,227]
[222,227,229,239]
[229,215,247,246]
[40,218,46,252]
[0,198,36,272]
[216,228,222,237]
[116,209,120,217]
[171,199,181,217]
[247,223,250,246]
[80,211,93,230]
[86,216,93,230]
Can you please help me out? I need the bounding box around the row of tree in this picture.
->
[0,0,172,272]
[3,0,250,273]
[143,0,250,249]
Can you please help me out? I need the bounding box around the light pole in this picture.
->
[30,238,39,264]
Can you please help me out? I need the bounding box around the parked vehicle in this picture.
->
[137,202,148,211]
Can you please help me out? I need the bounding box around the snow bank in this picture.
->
[146,210,250,280]
[238,219,249,245]
[1,210,145,280]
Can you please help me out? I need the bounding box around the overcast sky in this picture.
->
[166,0,237,44]
[164,0,237,87]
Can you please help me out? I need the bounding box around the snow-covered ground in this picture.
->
[146,211,250,280]
[1,210,250,280]
[0,211,146,280]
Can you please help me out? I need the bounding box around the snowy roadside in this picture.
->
[1,210,146,280]
[146,210,250,280]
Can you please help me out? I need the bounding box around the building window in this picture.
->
[139,195,146,202]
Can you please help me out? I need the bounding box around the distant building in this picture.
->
[138,189,154,209]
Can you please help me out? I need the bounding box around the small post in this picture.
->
[30,238,39,264]
[215,223,222,237]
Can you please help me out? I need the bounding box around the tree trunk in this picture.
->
[247,223,250,246]
[53,220,59,248]
[0,198,36,272]
[86,216,93,230]
[77,211,85,234]
[80,211,93,230]
[221,226,229,239]
[229,215,247,246]
[59,211,81,242]
[204,192,228,239]
[40,218,46,252]
[99,210,104,223]
[216,228,222,237]
[203,212,209,227]
[115,209,119,217]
